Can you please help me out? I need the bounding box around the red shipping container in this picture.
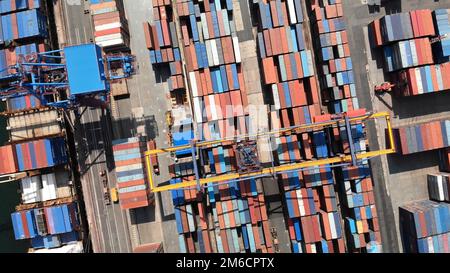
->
[262,58,278,84]
[250,224,261,250]
[302,133,313,160]
[217,11,226,37]
[151,25,160,50]
[284,54,293,80]
[204,0,210,12]
[294,52,304,78]
[270,1,279,27]
[263,30,273,57]
[206,12,215,39]
[280,27,289,55]
[143,22,154,49]
[153,7,160,20]
[0,145,18,175]
[159,6,167,20]
[281,109,290,127]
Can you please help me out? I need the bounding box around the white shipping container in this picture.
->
[222,10,231,36]
[328,213,337,239]
[95,33,123,42]
[414,68,424,94]
[436,66,444,90]
[189,72,199,97]
[399,42,408,68]
[272,84,281,110]
[201,14,209,40]
[193,97,203,123]
[232,36,241,63]
[205,39,213,66]
[295,189,306,216]
[197,21,204,43]
[210,39,220,66]
[91,7,119,15]
[287,0,297,24]
[21,176,42,204]
[307,51,314,76]
[41,173,57,201]
[336,32,342,45]
[208,95,218,120]
[409,40,419,66]
[116,163,144,173]
[95,22,124,32]
[96,38,126,48]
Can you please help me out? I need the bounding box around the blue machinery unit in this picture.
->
[0,43,136,109]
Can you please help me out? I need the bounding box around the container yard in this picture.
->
[0,0,448,258]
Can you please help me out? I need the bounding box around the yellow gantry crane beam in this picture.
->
[145,111,396,193]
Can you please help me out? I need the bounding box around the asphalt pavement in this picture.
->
[59,0,133,253]
[342,0,450,252]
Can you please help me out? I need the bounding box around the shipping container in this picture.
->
[427,173,450,202]
[15,137,67,171]
[7,109,61,141]
[400,200,450,253]
[113,136,153,209]
[0,144,18,174]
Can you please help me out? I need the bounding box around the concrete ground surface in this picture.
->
[342,0,450,252]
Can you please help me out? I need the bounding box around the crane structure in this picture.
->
[0,43,136,110]
[145,110,396,193]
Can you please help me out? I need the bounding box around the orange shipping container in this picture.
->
[262,58,278,84]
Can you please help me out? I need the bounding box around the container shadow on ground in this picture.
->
[382,0,402,15]
[111,115,159,140]
[131,206,156,224]
[386,149,439,174]
[150,64,170,84]
[391,91,450,119]
[158,191,175,222]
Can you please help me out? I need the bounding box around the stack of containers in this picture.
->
[393,119,450,155]
[165,0,273,253]
[399,200,450,253]
[254,0,321,129]
[7,109,61,141]
[89,0,130,50]
[427,173,450,202]
[338,163,381,252]
[308,0,359,114]
[0,2,81,251]
[112,137,154,210]
[439,147,450,172]
[10,202,80,249]
[143,1,184,92]
[176,0,251,142]
[307,0,382,252]
[20,172,72,204]
[252,0,326,252]
[369,10,450,97]
[370,10,435,47]
[14,137,67,171]
[432,9,450,62]
[383,38,434,72]
[0,7,47,43]
[171,177,273,253]
[396,62,450,96]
